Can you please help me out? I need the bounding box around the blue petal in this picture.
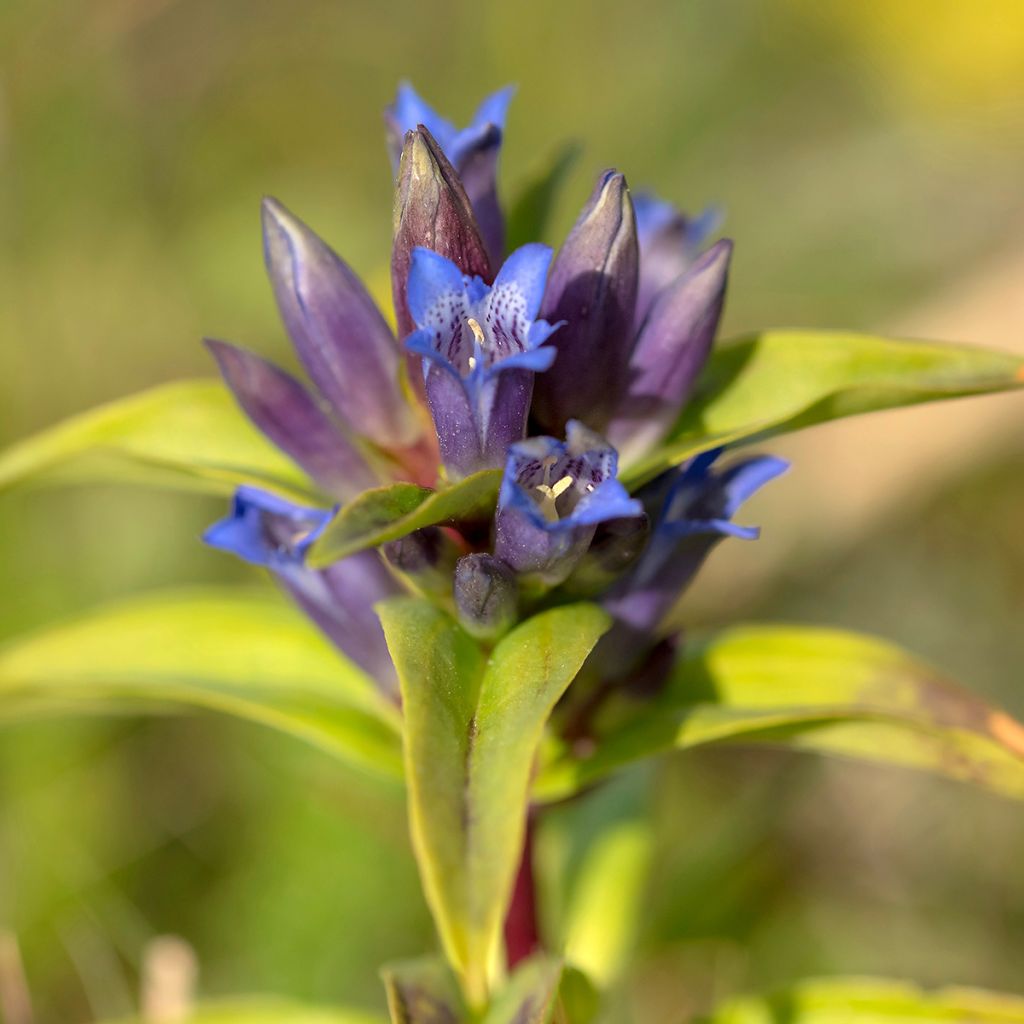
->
[488,344,557,375]
[633,192,679,245]
[446,86,515,167]
[718,455,790,515]
[486,243,553,326]
[391,82,457,150]
[405,326,462,380]
[203,486,330,568]
[527,319,564,350]
[563,478,644,530]
[470,85,516,133]
[407,247,469,327]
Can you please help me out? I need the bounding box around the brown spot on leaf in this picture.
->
[912,675,990,733]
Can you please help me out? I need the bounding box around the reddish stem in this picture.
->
[504,813,540,968]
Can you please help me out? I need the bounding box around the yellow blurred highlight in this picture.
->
[794,0,1024,114]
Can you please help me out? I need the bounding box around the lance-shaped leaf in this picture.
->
[307,470,502,567]
[103,1001,387,1024]
[380,957,465,1024]
[0,588,404,783]
[535,624,1024,803]
[378,599,609,1007]
[699,977,1024,1024]
[0,380,320,500]
[622,330,1024,487]
[392,127,492,340]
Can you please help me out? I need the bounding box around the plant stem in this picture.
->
[504,812,539,968]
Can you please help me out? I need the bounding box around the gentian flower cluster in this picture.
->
[204,82,788,703]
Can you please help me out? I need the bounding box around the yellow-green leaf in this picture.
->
[0,587,404,782]
[624,331,1024,486]
[535,624,1024,802]
[308,470,502,567]
[380,957,465,1024]
[701,976,1024,1023]
[0,380,320,500]
[378,599,609,1007]
[482,955,563,1024]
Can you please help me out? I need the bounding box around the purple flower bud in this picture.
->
[391,127,492,344]
[532,171,639,433]
[262,197,420,451]
[494,421,643,586]
[633,193,722,329]
[205,339,378,501]
[381,527,458,598]
[603,450,788,647]
[405,244,560,478]
[385,83,514,265]
[454,553,518,639]
[606,239,733,462]
[204,487,400,695]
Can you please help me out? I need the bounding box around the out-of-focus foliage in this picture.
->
[2,1,1024,1021]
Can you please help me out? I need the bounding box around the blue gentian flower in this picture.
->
[385,82,515,265]
[493,421,644,586]
[602,449,789,657]
[405,244,561,478]
[533,172,733,464]
[204,486,401,694]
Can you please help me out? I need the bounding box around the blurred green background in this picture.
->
[2,1,1024,1020]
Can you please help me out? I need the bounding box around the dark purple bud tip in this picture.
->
[454,553,518,639]
[391,127,492,340]
[533,170,639,433]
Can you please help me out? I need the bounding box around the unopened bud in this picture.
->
[454,554,517,639]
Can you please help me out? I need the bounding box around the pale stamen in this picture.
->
[532,458,575,523]
[466,317,486,371]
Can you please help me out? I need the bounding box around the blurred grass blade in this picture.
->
[378,599,609,1007]
[535,624,1024,802]
[308,470,502,567]
[104,999,387,1023]
[0,587,404,782]
[505,141,582,250]
[624,331,1024,486]
[482,955,563,1024]
[380,957,465,1024]
[536,770,654,991]
[0,380,320,500]
[700,976,1024,1023]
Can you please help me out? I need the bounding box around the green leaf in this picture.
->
[308,471,502,567]
[0,380,320,500]
[700,977,1024,1023]
[380,957,466,1024]
[107,1000,386,1024]
[535,624,1024,803]
[483,955,564,1024]
[506,142,582,251]
[0,587,404,782]
[624,330,1024,486]
[378,599,610,1007]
